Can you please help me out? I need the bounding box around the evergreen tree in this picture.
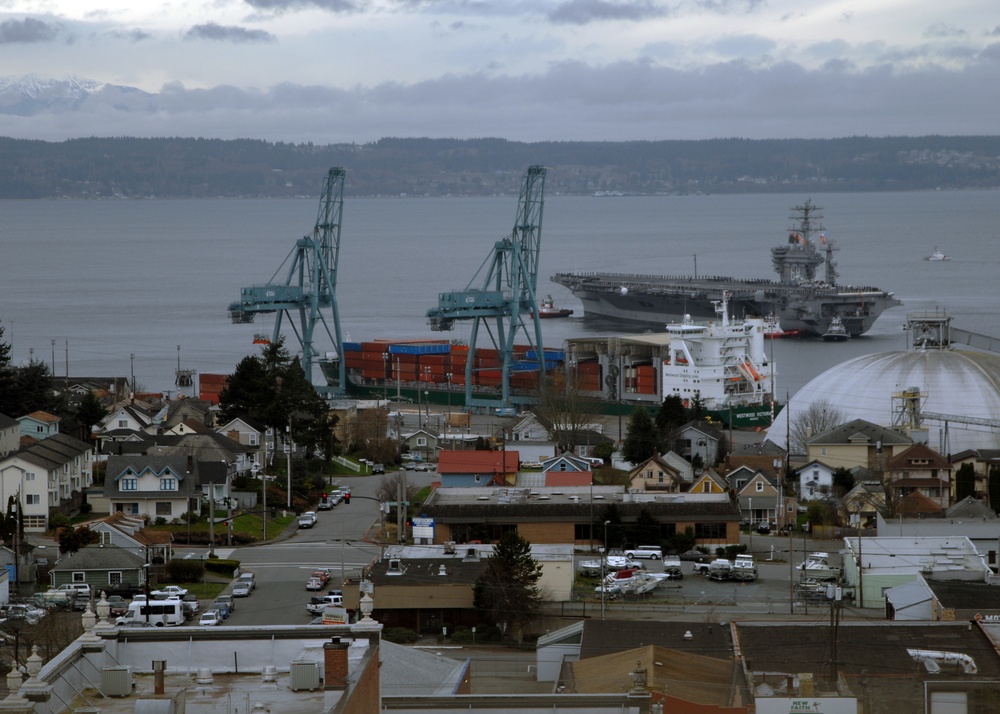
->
[954,463,976,503]
[75,390,108,443]
[633,509,660,546]
[472,530,543,641]
[58,525,98,554]
[655,395,687,437]
[0,321,13,413]
[601,503,625,552]
[621,406,658,464]
[7,360,59,416]
[832,467,855,498]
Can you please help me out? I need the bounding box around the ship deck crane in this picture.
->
[426,165,547,412]
[227,168,346,396]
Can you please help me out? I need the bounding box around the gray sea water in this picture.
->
[2,189,998,398]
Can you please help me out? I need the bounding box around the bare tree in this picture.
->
[533,372,603,453]
[788,400,847,454]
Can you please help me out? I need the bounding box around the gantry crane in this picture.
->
[228,168,346,396]
[426,165,547,411]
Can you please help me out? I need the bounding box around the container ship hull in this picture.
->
[552,200,901,338]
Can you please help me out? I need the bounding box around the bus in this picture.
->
[116,599,185,627]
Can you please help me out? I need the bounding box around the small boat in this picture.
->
[924,247,951,261]
[763,313,801,339]
[534,295,573,319]
[821,316,850,342]
[796,552,840,581]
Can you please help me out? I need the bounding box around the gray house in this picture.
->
[49,544,147,596]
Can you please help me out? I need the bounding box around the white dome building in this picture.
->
[767,319,1000,455]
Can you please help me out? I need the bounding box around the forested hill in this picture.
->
[1,135,999,199]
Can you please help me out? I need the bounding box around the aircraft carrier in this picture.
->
[552,200,901,338]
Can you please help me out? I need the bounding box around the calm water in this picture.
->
[2,190,998,398]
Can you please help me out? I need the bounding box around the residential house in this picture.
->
[102,454,199,521]
[437,450,520,487]
[689,470,728,495]
[805,418,912,472]
[48,543,147,597]
[842,480,885,528]
[949,448,1000,502]
[735,470,779,527]
[0,413,19,457]
[664,420,725,467]
[216,416,266,451]
[626,454,684,493]
[401,429,440,463]
[95,403,157,454]
[17,411,61,442]
[88,512,173,564]
[796,459,838,500]
[513,412,613,462]
[153,396,215,432]
[0,433,93,531]
[885,442,953,509]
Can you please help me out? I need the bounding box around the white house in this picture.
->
[0,413,19,457]
[17,411,61,441]
[796,459,837,500]
[102,454,199,521]
[0,433,93,531]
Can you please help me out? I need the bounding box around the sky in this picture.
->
[0,0,998,143]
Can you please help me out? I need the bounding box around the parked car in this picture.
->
[678,549,709,562]
[311,569,330,585]
[414,462,435,472]
[624,545,663,560]
[215,594,235,613]
[151,585,189,598]
[372,463,385,474]
[402,461,418,471]
[212,599,231,619]
[232,582,252,598]
[199,610,221,626]
[237,572,256,590]
[181,594,200,616]
[2,603,45,625]
[298,511,318,528]
[106,595,129,617]
[305,577,324,591]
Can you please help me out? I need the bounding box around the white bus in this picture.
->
[116,599,185,627]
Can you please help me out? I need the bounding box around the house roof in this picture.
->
[544,472,592,487]
[50,544,145,572]
[10,432,91,469]
[366,556,487,587]
[807,418,912,446]
[667,420,725,441]
[946,496,997,520]
[896,491,944,516]
[886,442,952,470]
[21,410,60,424]
[0,413,18,429]
[378,640,469,697]
[926,580,1000,611]
[438,450,520,475]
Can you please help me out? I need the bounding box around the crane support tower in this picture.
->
[426,165,548,412]
[228,168,347,396]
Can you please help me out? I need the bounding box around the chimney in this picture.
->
[323,637,350,690]
[187,455,194,472]
[153,660,166,695]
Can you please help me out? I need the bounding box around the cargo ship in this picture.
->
[552,200,901,338]
[337,300,777,427]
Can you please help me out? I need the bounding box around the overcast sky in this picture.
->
[1,0,998,143]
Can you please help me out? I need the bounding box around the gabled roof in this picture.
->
[626,453,682,478]
[437,450,519,475]
[896,491,944,516]
[946,496,997,520]
[217,416,266,434]
[0,413,18,429]
[689,470,728,492]
[8,432,91,469]
[667,420,725,441]
[808,418,911,446]
[175,418,214,434]
[50,544,145,572]
[21,410,60,424]
[543,452,591,472]
[794,459,837,474]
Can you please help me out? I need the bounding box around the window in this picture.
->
[160,478,176,491]
[416,437,426,447]
[25,494,40,505]
[156,502,171,516]
[694,523,726,539]
[756,481,764,492]
[118,419,128,428]
[36,425,43,433]
[249,433,258,446]
[121,478,137,491]
[72,572,86,583]
[821,447,827,455]
[658,472,664,483]
[108,571,122,586]
[24,472,35,481]
[702,481,712,493]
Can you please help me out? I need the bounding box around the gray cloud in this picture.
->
[243,0,359,11]
[0,17,61,44]
[184,23,277,43]
[111,28,152,43]
[924,22,967,39]
[548,0,669,25]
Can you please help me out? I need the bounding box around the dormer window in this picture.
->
[121,478,137,491]
[160,478,176,491]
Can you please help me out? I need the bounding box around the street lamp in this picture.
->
[601,519,610,620]
[773,457,784,531]
[383,352,389,402]
[252,460,267,543]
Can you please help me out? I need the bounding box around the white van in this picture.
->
[116,599,185,627]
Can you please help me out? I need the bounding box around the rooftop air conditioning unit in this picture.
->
[101,666,132,697]
[443,541,456,554]
[290,661,321,691]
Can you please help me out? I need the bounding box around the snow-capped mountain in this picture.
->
[0,75,150,115]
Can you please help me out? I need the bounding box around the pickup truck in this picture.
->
[306,593,344,615]
[298,511,318,528]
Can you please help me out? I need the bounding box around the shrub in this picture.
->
[166,559,205,583]
[48,513,71,530]
[382,628,420,644]
[203,558,241,576]
[153,517,167,526]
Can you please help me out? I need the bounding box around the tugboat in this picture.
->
[821,316,850,342]
[534,295,574,318]
[924,247,951,261]
[763,313,800,339]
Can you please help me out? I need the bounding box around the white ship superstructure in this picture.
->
[661,294,774,411]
